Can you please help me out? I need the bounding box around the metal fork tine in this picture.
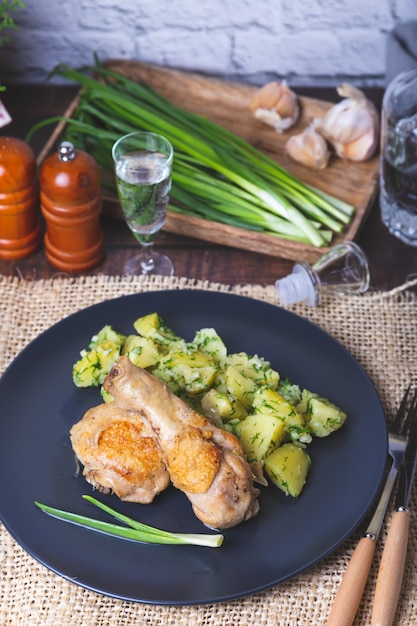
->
[399,387,417,439]
[392,384,411,435]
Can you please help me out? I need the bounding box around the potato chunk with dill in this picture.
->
[226,352,279,389]
[252,387,312,445]
[224,353,279,409]
[264,443,311,497]
[235,412,286,462]
[300,390,347,437]
[191,328,227,363]
[153,348,218,396]
[121,335,160,369]
[200,388,248,423]
[72,325,127,388]
[72,340,122,388]
[133,312,184,353]
[89,325,126,349]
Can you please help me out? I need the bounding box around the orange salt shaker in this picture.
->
[40,141,105,272]
[0,136,42,260]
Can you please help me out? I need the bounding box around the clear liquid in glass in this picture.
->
[115,150,172,243]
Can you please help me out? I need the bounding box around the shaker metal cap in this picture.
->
[58,141,76,162]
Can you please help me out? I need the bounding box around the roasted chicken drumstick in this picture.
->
[104,356,260,529]
[70,401,170,504]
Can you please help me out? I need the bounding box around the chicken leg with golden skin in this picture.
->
[70,401,170,504]
[104,356,260,529]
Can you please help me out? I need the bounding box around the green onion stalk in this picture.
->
[27,61,355,247]
[35,496,224,548]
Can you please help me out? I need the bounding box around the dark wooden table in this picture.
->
[1,83,416,290]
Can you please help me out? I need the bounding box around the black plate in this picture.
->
[0,290,387,605]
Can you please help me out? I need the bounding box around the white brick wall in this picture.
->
[0,0,415,87]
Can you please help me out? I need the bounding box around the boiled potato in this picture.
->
[253,387,312,445]
[73,325,126,388]
[225,364,257,408]
[201,388,232,419]
[155,349,217,395]
[133,312,184,351]
[235,412,286,462]
[226,352,279,390]
[191,328,227,363]
[72,340,121,388]
[302,390,347,437]
[100,387,114,403]
[264,443,311,497]
[121,335,160,369]
[89,324,126,348]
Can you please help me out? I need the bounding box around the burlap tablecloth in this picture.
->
[1,274,417,626]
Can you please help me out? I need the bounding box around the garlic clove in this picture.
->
[250,81,300,133]
[285,125,330,170]
[250,81,283,111]
[341,128,378,162]
[316,83,379,161]
[337,82,369,102]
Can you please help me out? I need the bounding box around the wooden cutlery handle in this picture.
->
[326,536,375,626]
[371,509,410,626]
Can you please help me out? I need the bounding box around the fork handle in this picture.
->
[370,509,410,626]
[326,536,376,626]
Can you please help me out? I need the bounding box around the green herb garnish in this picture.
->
[35,495,224,548]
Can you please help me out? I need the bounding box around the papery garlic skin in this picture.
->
[316,83,379,161]
[285,125,330,170]
[250,81,300,133]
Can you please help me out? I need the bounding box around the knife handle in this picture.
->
[371,508,410,626]
[326,536,375,626]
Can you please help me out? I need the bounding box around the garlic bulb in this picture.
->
[285,124,330,169]
[250,81,300,133]
[316,83,379,161]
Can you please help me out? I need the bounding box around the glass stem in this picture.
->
[140,241,155,273]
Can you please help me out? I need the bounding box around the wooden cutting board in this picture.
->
[39,59,380,262]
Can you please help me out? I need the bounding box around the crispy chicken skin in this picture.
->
[103,356,260,529]
[70,401,170,503]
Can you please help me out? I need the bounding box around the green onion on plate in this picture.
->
[35,495,224,548]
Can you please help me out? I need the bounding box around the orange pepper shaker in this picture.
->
[40,141,105,272]
[0,136,42,260]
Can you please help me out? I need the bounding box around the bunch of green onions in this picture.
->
[35,495,224,547]
[28,61,355,247]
